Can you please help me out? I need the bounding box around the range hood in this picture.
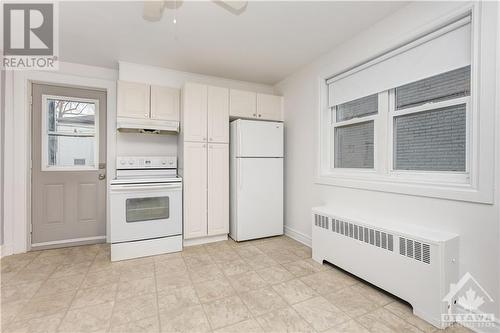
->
[117,117,179,134]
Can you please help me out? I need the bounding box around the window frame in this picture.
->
[330,96,379,171]
[387,92,472,185]
[41,94,100,171]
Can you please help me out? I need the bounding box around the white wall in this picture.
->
[117,61,274,158]
[275,1,500,320]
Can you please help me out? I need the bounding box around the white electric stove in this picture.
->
[110,156,183,261]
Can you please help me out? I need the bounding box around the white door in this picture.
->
[234,120,284,157]
[183,83,208,142]
[257,93,283,121]
[208,86,229,143]
[117,81,150,119]
[235,158,283,241]
[208,143,229,236]
[183,142,208,239]
[229,89,256,119]
[150,85,180,121]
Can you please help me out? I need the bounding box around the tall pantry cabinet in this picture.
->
[182,83,229,241]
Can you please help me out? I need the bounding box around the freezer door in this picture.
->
[234,157,283,241]
[234,120,283,157]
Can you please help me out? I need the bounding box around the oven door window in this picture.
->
[126,196,169,223]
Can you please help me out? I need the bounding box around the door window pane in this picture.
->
[336,94,378,122]
[45,98,97,168]
[126,197,170,223]
[334,121,374,168]
[394,104,466,171]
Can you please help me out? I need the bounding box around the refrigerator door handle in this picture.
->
[238,158,242,190]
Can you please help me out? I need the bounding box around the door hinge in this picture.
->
[29,95,33,106]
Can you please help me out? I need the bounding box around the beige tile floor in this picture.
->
[1,236,472,333]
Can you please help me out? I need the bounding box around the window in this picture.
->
[392,66,470,172]
[42,95,99,170]
[332,94,377,168]
[317,12,497,202]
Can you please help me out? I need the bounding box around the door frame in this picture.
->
[4,65,117,254]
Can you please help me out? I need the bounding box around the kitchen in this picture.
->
[1,1,499,332]
[110,62,285,260]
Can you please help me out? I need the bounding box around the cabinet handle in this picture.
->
[258,114,262,117]
[144,113,148,117]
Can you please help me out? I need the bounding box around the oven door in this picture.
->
[110,183,182,243]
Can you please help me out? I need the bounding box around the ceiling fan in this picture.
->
[143,0,249,22]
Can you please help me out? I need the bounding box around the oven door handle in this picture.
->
[111,184,182,191]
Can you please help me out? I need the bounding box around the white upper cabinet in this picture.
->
[229,89,283,121]
[117,80,180,122]
[150,85,180,121]
[117,81,150,119]
[208,86,229,143]
[257,93,283,121]
[182,83,208,142]
[208,143,229,236]
[229,89,257,119]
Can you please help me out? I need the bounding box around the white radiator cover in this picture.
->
[312,206,459,329]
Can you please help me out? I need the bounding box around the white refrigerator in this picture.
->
[230,119,284,241]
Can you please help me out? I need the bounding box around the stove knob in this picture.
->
[161,160,167,165]
[128,159,134,165]
[120,159,126,165]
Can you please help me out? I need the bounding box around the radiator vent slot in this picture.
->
[330,218,394,253]
[314,214,329,230]
[399,237,431,264]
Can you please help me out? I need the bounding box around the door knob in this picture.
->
[98,174,106,180]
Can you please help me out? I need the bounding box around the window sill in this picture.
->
[315,173,492,204]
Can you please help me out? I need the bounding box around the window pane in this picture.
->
[45,98,97,168]
[394,104,466,171]
[334,121,374,168]
[48,135,96,167]
[336,94,378,122]
[396,66,470,109]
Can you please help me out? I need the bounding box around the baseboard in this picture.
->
[284,226,311,247]
[31,236,106,250]
[0,244,13,258]
[183,234,228,247]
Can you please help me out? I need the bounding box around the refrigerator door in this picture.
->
[234,120,283,157]
[232,157,283,241]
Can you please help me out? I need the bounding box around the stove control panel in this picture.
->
[116,156,177,169]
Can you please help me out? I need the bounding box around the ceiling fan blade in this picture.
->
[213,1,248,15]
[143,1,166,22]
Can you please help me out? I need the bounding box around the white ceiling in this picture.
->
[59,1,408,84]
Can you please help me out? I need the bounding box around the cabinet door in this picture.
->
[150,85,180,121]
[208,86,229,143]
[208,143,229,236]
[183,83,208,142]
[229,89,257,119]
[183,142,208,239]
[257,93,283,121]
[117,81,150,119]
